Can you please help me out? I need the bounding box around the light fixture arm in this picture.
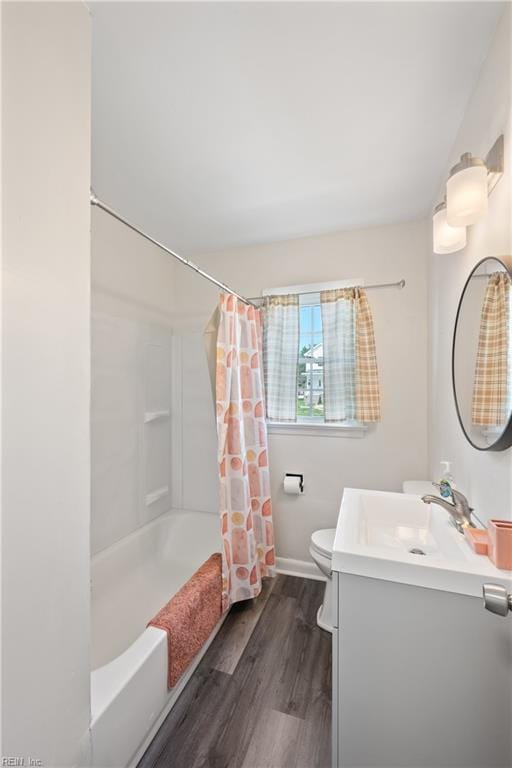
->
[448,152,485,178]
[485,134,504,194]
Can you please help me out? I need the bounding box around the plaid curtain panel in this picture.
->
[472,272,511,427]
[262,295,299,421]
[321,288,381,423]
[321,290,356,421]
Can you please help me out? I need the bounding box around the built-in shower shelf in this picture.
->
[144,410,170,423]
[145,486,169,507]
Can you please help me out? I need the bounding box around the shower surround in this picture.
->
[90,510,224,768]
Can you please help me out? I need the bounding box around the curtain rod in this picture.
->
[247,278,406,302]
[90,192,257,307]
[90,193,405,305]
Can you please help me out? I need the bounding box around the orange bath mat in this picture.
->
[148,552,223,688]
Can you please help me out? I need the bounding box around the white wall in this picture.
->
[1,3,92,765]
[429,6,512,525]
[185,218,429,561]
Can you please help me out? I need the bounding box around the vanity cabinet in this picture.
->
[332,571,512,768]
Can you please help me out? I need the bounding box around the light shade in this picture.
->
[433,202,467,254]
[446,153,488,226]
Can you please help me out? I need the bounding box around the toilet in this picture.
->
[309,528,336,632]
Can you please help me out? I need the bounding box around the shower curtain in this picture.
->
[215,293,275,611]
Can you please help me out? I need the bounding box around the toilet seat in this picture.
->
[310,528,336,558]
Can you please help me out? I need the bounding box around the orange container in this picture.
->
[464,527,489,555]
[488,519,512,570]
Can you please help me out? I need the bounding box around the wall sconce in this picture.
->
[446,134,504,227]
[433,135,504,254]
[433,200,467,254]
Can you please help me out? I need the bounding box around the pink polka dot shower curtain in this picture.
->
[215,293,275,611]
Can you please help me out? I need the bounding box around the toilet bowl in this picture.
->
[309,528,336,633]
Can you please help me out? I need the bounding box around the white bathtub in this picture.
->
[90,509,223,768]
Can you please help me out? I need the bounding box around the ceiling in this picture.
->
[91,2,504,254]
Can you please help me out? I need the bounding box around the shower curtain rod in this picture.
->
[90,193,405,305]
[247,278,406,302]
[90,192,257,307]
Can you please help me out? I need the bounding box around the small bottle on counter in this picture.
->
[439,460,455,499]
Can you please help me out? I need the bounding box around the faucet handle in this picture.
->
[451,487,468,504]
[450,488,474,525]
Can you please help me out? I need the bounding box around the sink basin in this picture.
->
[332,489,512,596]
[358,492,466,560]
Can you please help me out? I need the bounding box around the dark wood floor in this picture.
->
[138,575,332,768]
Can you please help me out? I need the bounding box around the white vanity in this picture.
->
[331,488,512,768]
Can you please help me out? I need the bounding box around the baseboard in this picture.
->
[276,556,326,582]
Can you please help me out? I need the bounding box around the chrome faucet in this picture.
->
[421,483,474,533]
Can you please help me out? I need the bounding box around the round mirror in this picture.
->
[453,256,512,451]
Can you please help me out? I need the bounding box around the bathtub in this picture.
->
[90,509,223,768]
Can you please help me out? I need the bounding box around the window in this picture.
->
[263,279,367,436]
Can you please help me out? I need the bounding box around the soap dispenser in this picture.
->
[440,461,455,498]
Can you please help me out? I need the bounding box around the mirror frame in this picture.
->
[452,255,512,452]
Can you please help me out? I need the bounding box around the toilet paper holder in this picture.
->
[285,473,304,493]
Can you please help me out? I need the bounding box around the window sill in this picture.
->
[267,421,368,438]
